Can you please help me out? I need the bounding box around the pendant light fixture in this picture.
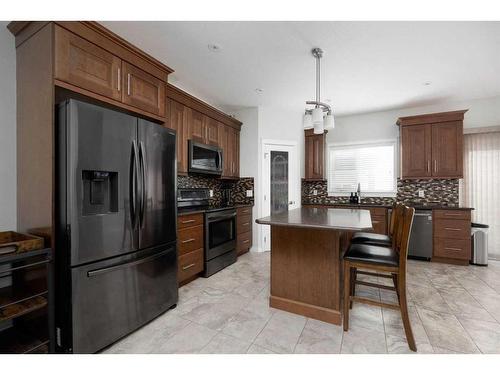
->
[302,48,334,134]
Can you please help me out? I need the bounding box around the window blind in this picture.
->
[327,142,396,195]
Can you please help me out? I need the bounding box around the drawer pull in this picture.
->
[181,238,195,244]
[242,209,250,214]
[444,227,461,231]
[372,221,380,224]
[444,213,462,216]
[182,263,196,271]
[243,240,250,244]
[444,247,462,252]
[181,219,196,224]
[242,222,250,226]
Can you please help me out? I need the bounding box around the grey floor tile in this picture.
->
[386,334,434,354]
[340,325,387,354]
[437,286,496,322]
[247,344,278,354]
[254,310,307,353]
[348,303,385,332]
[408,284,452,313]
[199,333,251,354]
[382,306,430,345]
[155,322,218,353]
[458,317,500,354]
[294,318,343,354]
[221,305,273,342]
[416,307,479,353]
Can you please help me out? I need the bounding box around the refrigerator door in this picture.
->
[137,120,177,249]
[64,100,139,266]
[71,242,178,353]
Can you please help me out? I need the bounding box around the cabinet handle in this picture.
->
[117,68,121,91]
[242,222,250,226]
[444,213,462,216]
[127,73,131,96]
[444,247,462,252]
[243,240,250,244]
[434,160,437,173]
[182,263,196,271]
[181,238,195,244]
[181,219,196,224]
[372,221,380,224]
[444,227,461,231]
[427,160,430,173]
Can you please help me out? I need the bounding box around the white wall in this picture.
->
[0,22,16,231]
[328,95,500,145]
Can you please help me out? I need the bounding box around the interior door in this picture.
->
[138,119,177,249]
[261,142,299,251]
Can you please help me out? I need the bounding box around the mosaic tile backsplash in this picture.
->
[178,175,254,206]
[302,178,459,206]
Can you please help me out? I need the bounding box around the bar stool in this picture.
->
[350,202,399,246]
[343,204,417,351]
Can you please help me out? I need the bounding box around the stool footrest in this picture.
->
[354,280,396,291]
[356,270,393,279]
[350,296,399,310]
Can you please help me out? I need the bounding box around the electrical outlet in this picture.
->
[418,189,425,198]
[246,190,253,197]
[313,189,318,196]
[209,190,214,198]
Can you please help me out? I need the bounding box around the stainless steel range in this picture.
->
[178,188,237,277]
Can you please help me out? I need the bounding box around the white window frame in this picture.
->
[326,139,398,197]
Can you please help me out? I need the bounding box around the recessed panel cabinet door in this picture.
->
[188,108,206,143]
[401,124,432,178]
[205,117,219,146]
[168,99,188,174]
[54,25,121,101]
[218,123,230,177]
[431,121,463,178]
[122,62,166,116]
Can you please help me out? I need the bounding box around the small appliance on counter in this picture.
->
[178,188,237,276]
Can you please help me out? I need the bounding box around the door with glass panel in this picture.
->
[261,142,299,251]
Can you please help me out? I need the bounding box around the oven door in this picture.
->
[205,210,237,260]
[188,140,222,175]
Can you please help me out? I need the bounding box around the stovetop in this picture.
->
[178,204,237,215]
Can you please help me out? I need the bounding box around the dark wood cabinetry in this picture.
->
[432,209,471,265]
[397,110,467,179]
[304,129,327,181]
[237,206,253,255]
[177,213,204,285]
[168,98,189,174]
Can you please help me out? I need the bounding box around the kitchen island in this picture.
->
[256,206,372,325]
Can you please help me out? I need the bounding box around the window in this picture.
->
[327,140,397,196]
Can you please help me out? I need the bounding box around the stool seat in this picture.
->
[351,232,391,246]
[344,243,399,267]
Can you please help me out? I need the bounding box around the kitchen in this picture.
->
[1,5,500,366]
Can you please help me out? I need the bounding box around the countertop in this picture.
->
[178,203,253,216]
[256,206,373,231]
[302,203,473,211]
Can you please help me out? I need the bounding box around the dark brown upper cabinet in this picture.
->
[167,98,189,175]
[397,110,467,179]
[304,129,327,181]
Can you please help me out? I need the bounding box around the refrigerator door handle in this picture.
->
[86,247,172,278]
[139,141,147,228]
[130,140,139,229]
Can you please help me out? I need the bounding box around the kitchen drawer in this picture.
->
[237,214,252,234]
[237,206,252,216]
[433,210,471,221]
[237,231,252,255]
[178,225,204,256]
[434,219,470,240]
[371,215,387,235]
[178,248,204,283]
[178,213,204,229]
[434,237,471,260]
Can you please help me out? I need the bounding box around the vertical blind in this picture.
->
[460,131,500,259]
[327,141,396,194]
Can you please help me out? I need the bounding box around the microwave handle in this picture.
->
[218,150,222,170]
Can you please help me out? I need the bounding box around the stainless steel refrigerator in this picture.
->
[55,99,178,353]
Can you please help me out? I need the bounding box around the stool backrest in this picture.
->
[397,206,415,274]
[391,203,406,251]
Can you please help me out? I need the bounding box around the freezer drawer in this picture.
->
[70,243,177,353]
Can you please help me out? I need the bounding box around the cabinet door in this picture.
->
[227,128,239,177]
[188,108,206,143]
[218,123,230,177]
[234,128,240,177]
[401,124,432,178]
[54,25,121,101]
[205,117,219,146]
[305,134,325,180]
[168,99,188,174]
[431,121,463,178]
[122,62,166,116]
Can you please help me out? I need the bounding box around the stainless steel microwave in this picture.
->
[188,140,223,175]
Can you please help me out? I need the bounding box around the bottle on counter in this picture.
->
[353,192,359,204]
[350,192,354,204]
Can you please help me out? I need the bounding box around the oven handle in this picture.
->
[207,212,237,222]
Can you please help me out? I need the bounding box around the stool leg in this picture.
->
[392,273,400,304]
[350,267,357,309]
[343,261,351,331]
[398,274,416,351]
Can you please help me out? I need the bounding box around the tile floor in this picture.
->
[104,251,500,354]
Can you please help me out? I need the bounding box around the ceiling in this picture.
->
[102,21,500,116]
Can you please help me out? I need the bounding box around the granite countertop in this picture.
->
[302,202,473,211]
[256,206,373,231]
[178,203,253,216]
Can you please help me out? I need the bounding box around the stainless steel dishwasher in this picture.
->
[407,210,433,260]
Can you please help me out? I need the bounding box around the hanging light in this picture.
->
[324,111,335,130]
[304,47,334,134]
[303,112,313,129]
